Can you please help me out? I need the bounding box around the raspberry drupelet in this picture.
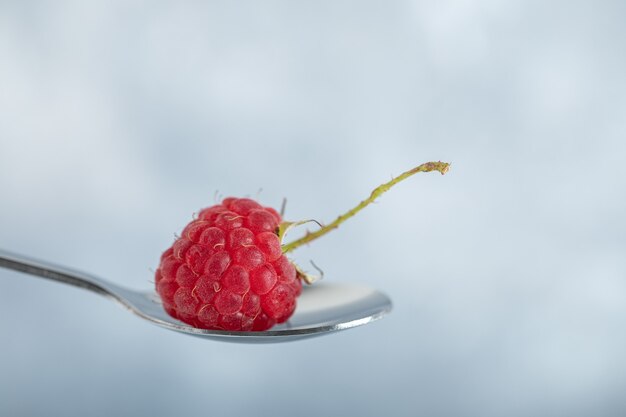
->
[155,198,302,331]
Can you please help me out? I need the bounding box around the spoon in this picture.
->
[0,249,392,343]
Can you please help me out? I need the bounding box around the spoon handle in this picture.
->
[0,248,114,297]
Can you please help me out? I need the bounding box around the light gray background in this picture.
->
[1,1,625,416]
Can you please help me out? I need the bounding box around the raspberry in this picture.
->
[155,161,450,332]
[155,198,298,331]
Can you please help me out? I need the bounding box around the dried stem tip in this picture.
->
[281,161,450,253]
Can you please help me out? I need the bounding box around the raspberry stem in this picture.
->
[281,161,450,254]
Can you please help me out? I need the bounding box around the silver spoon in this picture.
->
[0,249,392,343]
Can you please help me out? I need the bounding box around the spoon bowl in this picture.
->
[0,249,392,343]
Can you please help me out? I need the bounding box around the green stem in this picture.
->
[281,161,450,254]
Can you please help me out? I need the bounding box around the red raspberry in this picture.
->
[154,162,451,332]
[155,198,301,331]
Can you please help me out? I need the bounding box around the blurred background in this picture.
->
[1,1,625,416]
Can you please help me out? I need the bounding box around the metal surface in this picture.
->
[0,249,392,343]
